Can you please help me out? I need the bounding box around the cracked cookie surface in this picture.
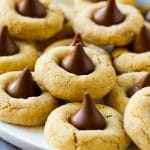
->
[124,87,150,150]
[35,46,116,101]
[73,2,144,46]
[105,72,148,114]
[44,103,130,150]
[112,48,150,73]
[0,0,64,41]
[0,71,58,126]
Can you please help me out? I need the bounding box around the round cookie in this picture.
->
[35,45,116,101]
[0,0,64,41]
[124,87,150,150]
[112,48,150,73]
[105,72,148,114]
[0,70,58,126]
[44,103,130,150]
[73,1,144,46]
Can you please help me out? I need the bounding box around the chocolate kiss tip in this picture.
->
[127,72,150,97]
[132,26,150,53]
[0,26,19,56]
[70,92,106,130]
[70,34,85,46]
[61,43,95,75]
[145,10,150,22]
[92,0,125,26]
[6,67,42,99]
[16,0,46,18]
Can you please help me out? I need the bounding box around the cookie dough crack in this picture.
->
[131,112,150,142]
[73,132,79,150]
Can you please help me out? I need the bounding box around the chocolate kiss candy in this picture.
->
[70,34,85,46]
[127,73,150,97]
[6,68,42,99]
[92,0,125,26]
[145,10,150,22]
[61,43,95,75]
[132,26,150,53]
[70,93,106,130]
[16,0,46,18]
[0,27,19,56]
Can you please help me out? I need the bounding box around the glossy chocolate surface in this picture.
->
[6,68,42,99]
[61,43,95,75]
[70,93,106,130]
[16,0,46,18]
[0,27,19,56]
[92,0,125,26]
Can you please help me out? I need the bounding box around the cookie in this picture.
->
[73,1,144,46]
[35,44,116,101]
[44,101,130,150]
[0,69,58,126]
[105,72,148,114]
[124,87,150,150]
[0,0,64,41]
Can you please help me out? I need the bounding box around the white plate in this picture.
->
[0,122,50,150]
[0,0,149,150]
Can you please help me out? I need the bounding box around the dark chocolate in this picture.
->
[70,93,106,130]
[0,26,19,56]
[16,0,46,18]
[92,0,125,26]
[6,68,42,99]
[61,43,95,75]
[70,34,85,46]
[127,73,150,97]
[132,26,150,53]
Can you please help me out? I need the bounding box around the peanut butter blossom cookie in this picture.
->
[112,26,150,73]
[0,0,64,41]
[105,72,149,114]
[0,26,38,74]
[73,0,143,46]
[44,93,130,150]
[124,87,150,150]
[35,43,116,101]
[0,68,58,126]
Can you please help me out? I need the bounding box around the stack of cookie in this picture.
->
[0,0,149,150]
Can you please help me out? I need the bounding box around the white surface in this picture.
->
[0,122,50,150]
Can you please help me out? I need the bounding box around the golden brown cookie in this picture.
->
[73,2,144,46]
[44,103,130,150]
[0,71,58,126]
[35,45,116,101]
[0,0,64,41]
